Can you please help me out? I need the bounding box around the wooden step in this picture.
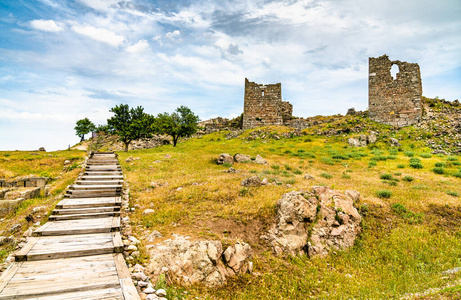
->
[15,232,123,261]
[86,166,121,170]
[49,211,120,221]
[0,254,137,299]
[76,180,123,186]
[56,197,121,209]
[53,206,120,215]
[84,171,123,176]
[33,217,120,236]
[79,175,124,181]
[66,191,120,198]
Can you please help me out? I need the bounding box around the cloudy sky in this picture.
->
[0,0,460,151]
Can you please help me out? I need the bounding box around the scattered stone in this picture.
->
[261,178,269,185]
[241,176,261,187]
[234,154,251,163]
[144,287,155,294]
[138,281,149,287]
[304,174,314,180]
[156,289,167,297]
[143,209,155,216]
[347,138,361,147]
[346,108,356,116]
[390,138,401,147]
[227,167,236,173]
[263,187,361,257]
[442,267,461,275]
[164,154,171,159]
[64,160,71,165]
[217,153,233,165]
[367,133,377,144]
[432,149,449,155]
[127,245,138,252]
[126,156,140,163]
[9,224,21,233]
[23,228,34,237]
[128,236,141,245]
[0,236,13,246]
[254,154,267,165]
[32,206,46,214]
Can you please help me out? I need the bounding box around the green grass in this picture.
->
[376,190,392,199]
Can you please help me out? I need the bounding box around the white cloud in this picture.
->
[30,20,63,32]
[77,0,123,11]
[71,25,125,47]
[165,30,182,42]
[126,40,150,53]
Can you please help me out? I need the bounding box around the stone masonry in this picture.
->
[368,55,422,127]
[243,78,292,130]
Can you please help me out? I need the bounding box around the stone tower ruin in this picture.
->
[368,55,422,127]
[242,78,293,130]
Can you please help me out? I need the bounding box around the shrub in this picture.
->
[452,161,461,166]
[435,162,447,168]
[403,175,414,182]
[380,173,393,180]
[293,169,303,175]
[409,158,423,169]
[284,164,292,170]
[419,153,432,158]
[321,157,335,165]
[320,173,333,179]
[222,162,232,168]
[446,156,459,161]
[432,167,445,175]
[394,172,402,176]
[271,165,280,170]
[404,151,415,157]
[285,178,296,185]
[391,203,424,224]
[342,173,351,179]
[453,171,461,178]
[397,164,405,169]
[368,161,377,168]
[376,190,392,199]
[387,181,398,186]
[446,191,459,197]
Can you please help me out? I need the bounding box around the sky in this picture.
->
[0,0,460,151]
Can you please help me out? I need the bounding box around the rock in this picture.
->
[217,153,233,165]
[264,187,361,257]
[146,235,252,288]
[32,206,46,214]
[23,228,34,237]
[126,156,140,163]
[9,224,21,233]
[261,178,269,185]
[143,209,155,215]
[128,236,141,245]
[143,287,155,294]
[358,135,368,147]
[38,147,46,152]
[241,176,261,187]
[443,267,461,275]
[127,245,138,252]
[347,138,360,147]
[254,155,267,165]
[345,190,360,203]
[0,236,13,246]
[138,281,149,287]
[346,108,356,116]
[234,154,251,163]
[132,272,148,281]
[432,150,449,155]
[304,174,315,180]
[64,160,71,165]
[164,154,171,159]
[156,289,167,297]
[147,295,159,300]
[390,138,401,147]
[227,167,236,173]
[134,264,145,272]
[367,133,377,144]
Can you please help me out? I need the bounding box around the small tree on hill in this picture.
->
[107,104,155,152]
[74,118,95,142]
[154,106,200,147]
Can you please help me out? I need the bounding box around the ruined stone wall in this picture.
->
[243,78,287,129]
[0,177,47,188]
[368,55,422,127]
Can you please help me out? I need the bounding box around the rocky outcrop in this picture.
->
[146,235,252,288]
[262,187,361,257]
[347,133,377,147]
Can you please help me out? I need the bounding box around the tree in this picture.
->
[154,106,200,147]
[107,104,155,152]
[74,118,95,142]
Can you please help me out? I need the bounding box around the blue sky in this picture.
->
[0,0,460,151]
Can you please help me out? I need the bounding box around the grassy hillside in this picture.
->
[117,106,461,299]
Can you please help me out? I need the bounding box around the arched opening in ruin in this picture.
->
[390,64,399,80]
[262,91,265,96]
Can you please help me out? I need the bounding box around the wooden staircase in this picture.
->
[0,152,139,299]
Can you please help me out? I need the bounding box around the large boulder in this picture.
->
[217,153,233,165]
[263,187,361,257]
[146,236,252,288]
[241,176,261,187]
[254,154,267,165]
[234,154,251,163]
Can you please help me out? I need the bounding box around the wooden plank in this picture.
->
[112,232,123,253]
[48,211,119,221]
[35,217,119,236]
[14,237,38,262]
[53,206,119,215]
[26,287,124,300]
[120,278,141,300]
[70,184,122,190]
[0,262,23,292]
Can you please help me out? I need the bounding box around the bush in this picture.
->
[380,173,393,180]
[446,156,459,161]
[271,165,280,170]
[222,162,232,168]
[284,164,292,170]
[320,173,333,179]
[321,157,335,165]
[391,203,424,224]
[432,167,445,175]
[293,169,303,175]
[376,190,392,199]
[453,171,461,178]
[419,153,432,158]
[409,158,423,169]
[394,172,402,176]
[435,162,447,168]
[404,151,415,157]
[397,164,405,169]
[368,161,377,168]
[403,175,414,182]
[342,173,351,179]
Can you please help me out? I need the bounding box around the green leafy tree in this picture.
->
[74,118,95,142]
[154,106,200,147]
[107,104,155,152]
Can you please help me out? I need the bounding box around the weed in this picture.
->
[394,172,402,176]
[432,167,445,175]
[380,173,393,180]
[342,173,351,179]
[293,169,302,175]
[446,191,459,197]
[239,188,253,197]
[404,151,415,157]
[222,162,232,168]
[434,162,447,168]
[321,157,335,165]
[376,190,392,199]
[453,171,461,178]
[271,165,280,170]
[285,178,296,185]
[419,153,432,158]
[409,158,423,169]
[320,173,333,179]
[391,203,424,224]
[284,164,292,170]
[368,161,377,168]
[249,170,257,174]
[402,175,414,182]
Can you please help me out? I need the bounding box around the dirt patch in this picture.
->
[426,204,461,232]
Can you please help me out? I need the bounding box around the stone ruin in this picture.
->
[242,78,293,130]
[368,55,422,127]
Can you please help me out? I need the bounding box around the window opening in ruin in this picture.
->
[262,91,264,96]
[390,64,399,80]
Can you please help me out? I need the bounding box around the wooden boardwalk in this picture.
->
[0,152,140,299]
